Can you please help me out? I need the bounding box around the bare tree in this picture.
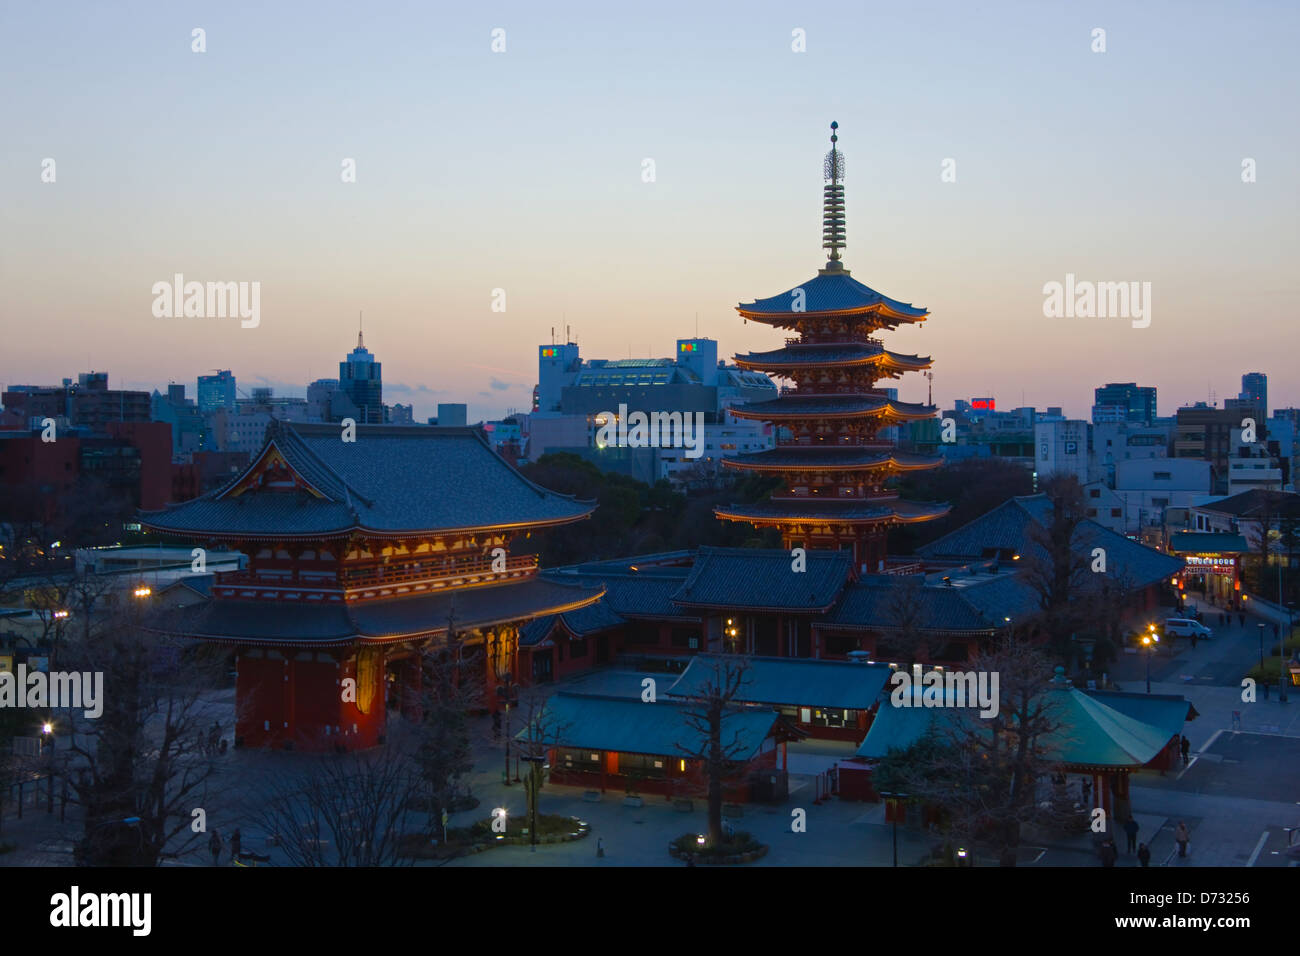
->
[408,615,478,834]
[1021,475,1091,662]
[883,575,948,662]
[513,687,572,847]
[674,655,753,848]
[873,636,1065,866]
[58,601,229,866]
[251,745,422,866]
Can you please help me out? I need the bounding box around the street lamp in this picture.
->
[878,790,908,867]
[1141,626,1159,694]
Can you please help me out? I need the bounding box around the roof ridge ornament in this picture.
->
[821,121,848,275]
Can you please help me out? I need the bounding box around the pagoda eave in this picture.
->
[138,511,595,543]
[720,456,944,474]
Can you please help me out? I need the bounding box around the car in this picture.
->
[1164,617,1212,640]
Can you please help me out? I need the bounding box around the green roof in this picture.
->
[520,693,778,760]
[857,671,1186,769]
[668,655,891,710]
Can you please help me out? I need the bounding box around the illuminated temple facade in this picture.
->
[141,421,601,751]
[716,123,948,572]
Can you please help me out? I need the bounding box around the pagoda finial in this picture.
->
[822,121,847,272]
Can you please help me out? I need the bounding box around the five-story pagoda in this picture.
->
[716,123,948,572]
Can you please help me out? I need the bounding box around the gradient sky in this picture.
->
[2,1,1297,424]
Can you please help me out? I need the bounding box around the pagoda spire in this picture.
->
[822,121,847,273]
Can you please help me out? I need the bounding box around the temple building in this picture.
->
[139,421,602,751]
[716,123,949,573]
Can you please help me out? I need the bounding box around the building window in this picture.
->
[1087,508,1097,517]
[1154,471,1171,480]
[1089,488,1101,498]
[1111,508,1122,517]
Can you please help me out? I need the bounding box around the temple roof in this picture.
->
[737,271,928,320]
[1166,532,1250,555]
[542,567,695,619]
[668,655,893,710]
[143,576,604,647]
[822,578,1008,633]
[734,342,931,371]
[140,421,594,539]
[672,546,853,612]
[917,495,1183,589]
[722,447,943,472]
[518,599,627,647]
[523,692,779,760]
[856,671,1187,769]
[716,498,950,526]
[729,394,936,421]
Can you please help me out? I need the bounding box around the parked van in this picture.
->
[1164,618,1212,640]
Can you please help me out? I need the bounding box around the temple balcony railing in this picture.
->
[212,554,540,603]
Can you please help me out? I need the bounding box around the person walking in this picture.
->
[209,829,223,866]
[1175,821,1190,858]
[1179,735,1191,766]
[1239,612,1246,627]
[1100,838,1118,867]
[1123,817,1140,854]
[1137,842,1151,867]
[230,828,242,863]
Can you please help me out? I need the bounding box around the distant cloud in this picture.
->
[385,382,447,397]
[489,378,514,392]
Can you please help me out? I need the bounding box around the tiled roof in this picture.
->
[723,448,942,471]
[716,498,950,524]
[917,495,1183,590]
[738,272,928,319]
[823,578,1006,633]
[518,600,626,647]
[145,576,604,646]
[667,655,892,710]
[523,693,778,760]
[542,569,694,619]
[1194,489,1300,518]
[140,422,594,538]
[734,343,931,370]
[1167,532,1250,554]
[672,546,852,611]
[730,395,935,420]
[857,672,1187,769]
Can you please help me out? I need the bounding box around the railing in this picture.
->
[213,554,540,602]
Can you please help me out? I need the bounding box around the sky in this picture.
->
[2,0,1297,424]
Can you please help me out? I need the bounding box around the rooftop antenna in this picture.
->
[358,311,364,349]
[821,121,847,273]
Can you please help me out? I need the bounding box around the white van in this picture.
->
[1164,618,1212,640]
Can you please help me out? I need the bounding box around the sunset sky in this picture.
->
[3,1,1297,424]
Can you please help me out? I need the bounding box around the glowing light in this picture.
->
[42,723,53,734]
[133,586,152,598]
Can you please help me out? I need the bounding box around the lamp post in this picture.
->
[878,790,907,867]
[1142,624,1158,694]
[1280,603,1292,704]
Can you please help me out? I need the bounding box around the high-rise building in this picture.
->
[1093,383,1157,424]
[197,370,237,413]
[340,330,383,424]
[714,123,947,572]
[1239,372,1267,419]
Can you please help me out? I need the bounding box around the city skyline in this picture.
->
[3,1,1298,424]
